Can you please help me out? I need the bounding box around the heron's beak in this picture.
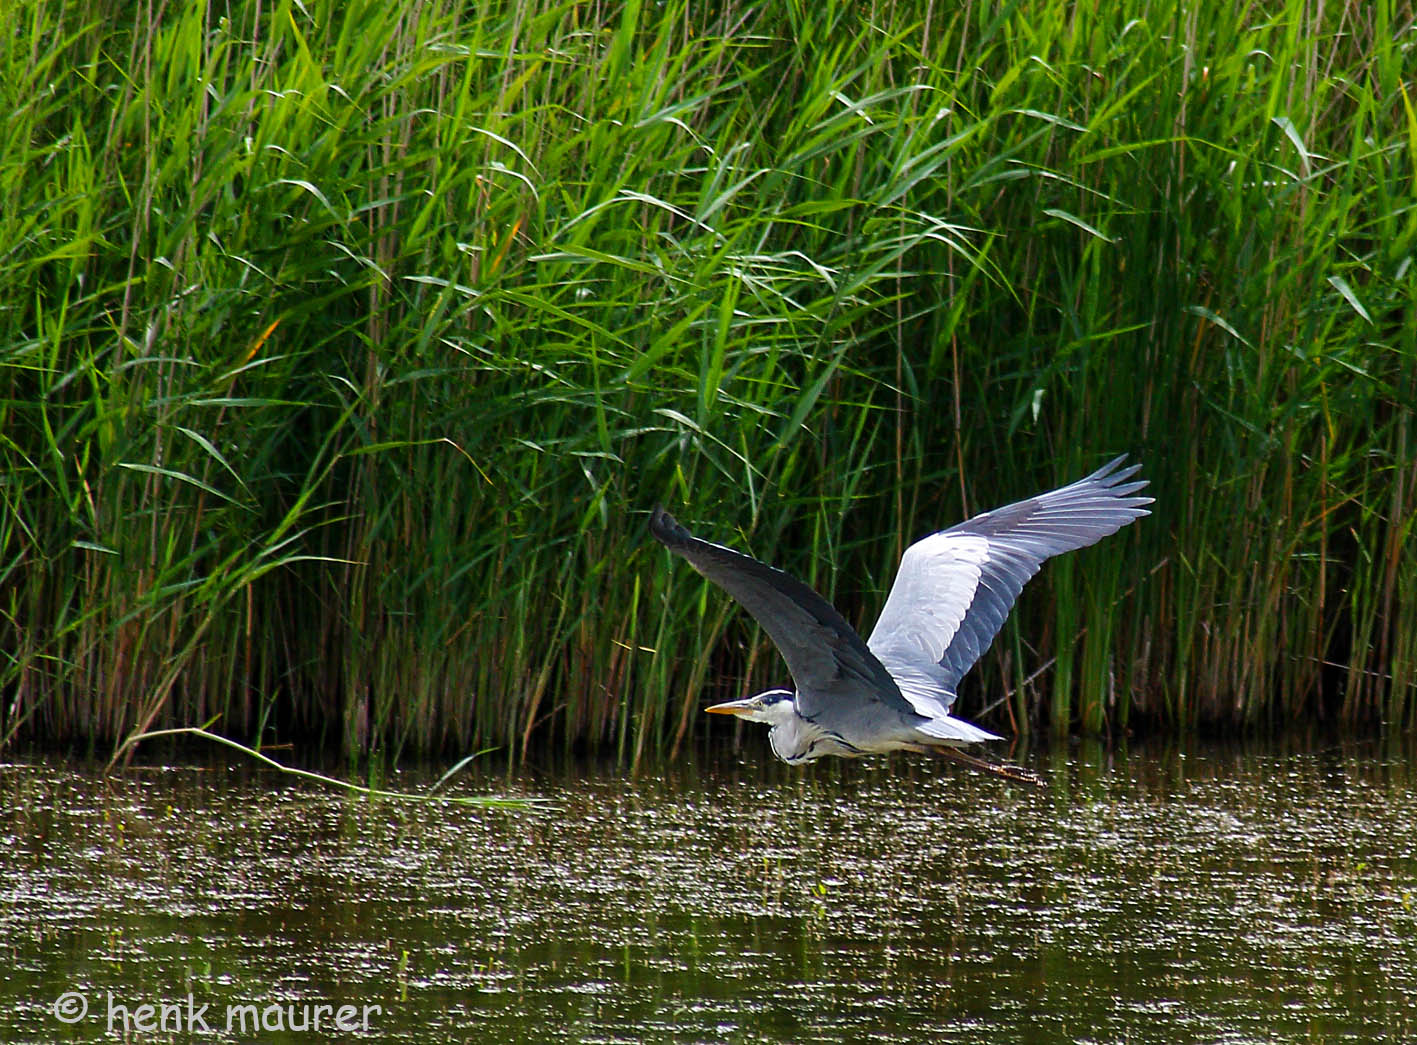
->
[705,697,756,717]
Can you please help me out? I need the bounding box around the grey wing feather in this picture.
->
[650,507,915,719]
[867,455,1152,716]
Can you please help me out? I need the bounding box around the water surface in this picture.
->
[3,739,1415,1042]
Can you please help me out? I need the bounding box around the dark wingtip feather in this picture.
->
[649,505,692,549]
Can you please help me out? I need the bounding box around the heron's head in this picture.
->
[704,688,797,726]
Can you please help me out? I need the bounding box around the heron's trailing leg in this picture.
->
[933,746,1044,787]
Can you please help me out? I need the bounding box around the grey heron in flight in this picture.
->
[651,455,1151,784]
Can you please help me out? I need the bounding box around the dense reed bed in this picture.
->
[2,0,1413,763]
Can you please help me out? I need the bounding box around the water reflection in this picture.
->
[3,738,1415,1043]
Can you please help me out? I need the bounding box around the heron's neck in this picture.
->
[767,713,829,764]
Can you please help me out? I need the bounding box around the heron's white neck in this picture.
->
[764,707,839,764]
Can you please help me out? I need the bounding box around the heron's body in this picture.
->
[737,688,994,765]
[650,456,1151,781]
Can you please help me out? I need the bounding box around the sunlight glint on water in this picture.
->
[3,741,1415,1043]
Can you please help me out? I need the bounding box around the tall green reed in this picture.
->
[1,0,1411,765]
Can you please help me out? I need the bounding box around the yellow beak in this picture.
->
[705,698,755,716]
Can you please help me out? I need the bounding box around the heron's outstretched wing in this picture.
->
[650,507,914,717]
[866,456,1152,718]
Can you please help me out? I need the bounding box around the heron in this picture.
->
[650,455,1151,784]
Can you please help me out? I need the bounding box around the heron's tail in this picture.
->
[916,714,1001,744]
